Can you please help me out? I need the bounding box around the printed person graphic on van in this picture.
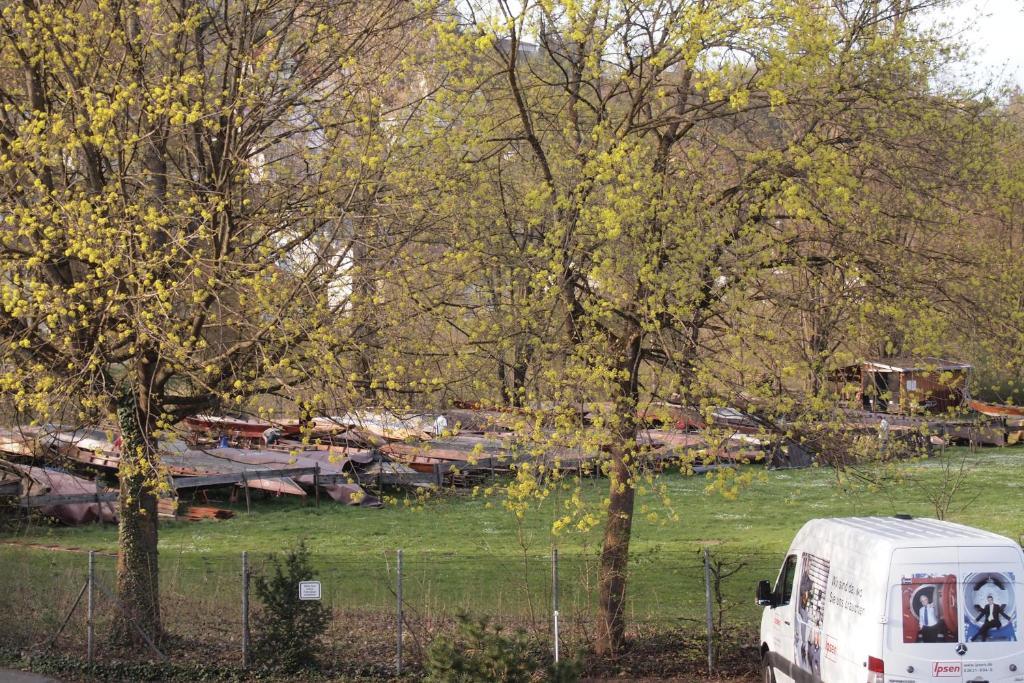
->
[963,572,1017,642]
[972,594,1012,642]
[916,593,941,642]
[795,552,829,675]
[901,576,957,644]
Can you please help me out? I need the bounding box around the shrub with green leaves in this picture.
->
[425,613,580,682]
[252,542,329,671]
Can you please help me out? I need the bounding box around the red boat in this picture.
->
[184,414,301,439]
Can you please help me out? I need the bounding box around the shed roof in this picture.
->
[862,357,972,373]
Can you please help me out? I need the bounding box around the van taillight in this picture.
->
[866,656,885,682]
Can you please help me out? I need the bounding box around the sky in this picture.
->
[928,0,1024,89]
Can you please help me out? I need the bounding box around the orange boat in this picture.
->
[967,399,1024,418]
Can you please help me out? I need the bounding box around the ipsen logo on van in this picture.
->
[933,662,962,677]
[824,636,839,662]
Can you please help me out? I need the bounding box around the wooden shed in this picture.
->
[858,357,971,415]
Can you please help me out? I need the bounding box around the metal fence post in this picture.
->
[242,473,251,515]
[87,550,95,662]
[552,548,560,664]
[396,549,403,676]
[703,547,714,672]
[314,464,320,508]
[242,551,251,668]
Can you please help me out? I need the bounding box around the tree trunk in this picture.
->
[351,237,381,399]
[119,13,165,642]
[113,385,162,644]
[595,438,636,655]
[595,333,642,656]
[497,358,510,405]
[508,350,528,408]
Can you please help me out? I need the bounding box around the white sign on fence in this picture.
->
[298,580,321,601]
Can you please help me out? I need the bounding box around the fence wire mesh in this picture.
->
[0,543,783,674]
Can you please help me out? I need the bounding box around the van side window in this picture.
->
[776,555,797,606]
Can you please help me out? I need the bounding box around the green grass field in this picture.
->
[2,446,1023,646]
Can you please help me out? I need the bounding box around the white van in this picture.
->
[757,516,1024,683]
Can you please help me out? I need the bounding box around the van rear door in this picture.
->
[885,547,964,682]
[953,545,1024,682]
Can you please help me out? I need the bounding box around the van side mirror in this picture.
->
[756,580,776,607]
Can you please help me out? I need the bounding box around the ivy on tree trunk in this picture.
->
[113,385,161,645]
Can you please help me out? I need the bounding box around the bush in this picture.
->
[252,541,330,671]
[425,613,580,682]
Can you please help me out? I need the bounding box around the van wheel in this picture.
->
[762,653,776,683]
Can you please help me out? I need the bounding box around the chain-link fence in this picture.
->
[0,544,782,676]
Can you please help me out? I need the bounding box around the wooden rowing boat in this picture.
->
[967,399,1024,418]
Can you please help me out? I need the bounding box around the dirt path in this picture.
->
[0,540,113,556]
